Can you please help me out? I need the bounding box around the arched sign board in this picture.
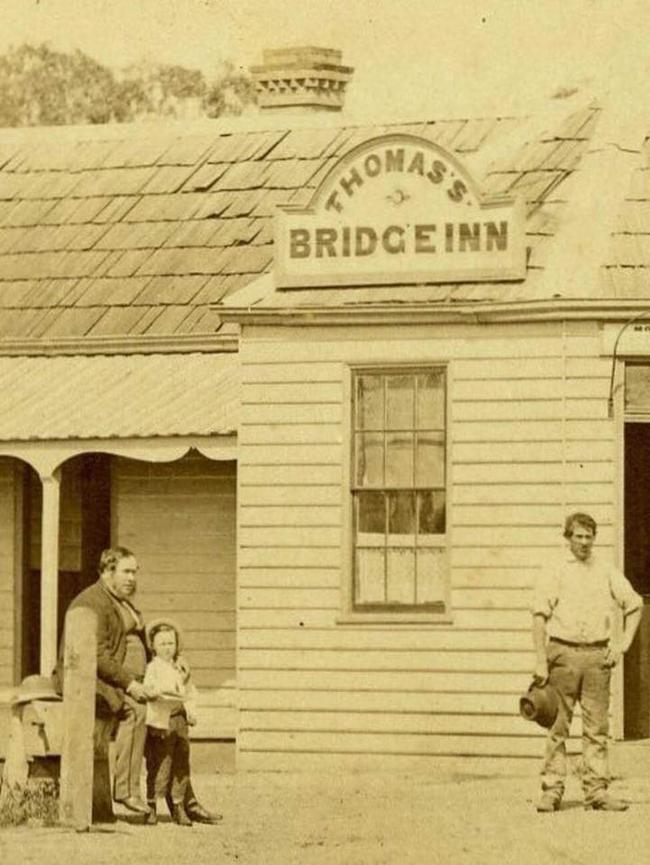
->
[275,134,527,288]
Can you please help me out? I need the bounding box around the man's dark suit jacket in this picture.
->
[53,579,145,713]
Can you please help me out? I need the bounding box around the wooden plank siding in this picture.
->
[0,458,16,687]
[237,319,612,770]
[113,452,237,738]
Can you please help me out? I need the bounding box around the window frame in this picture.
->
[338,362,453,625]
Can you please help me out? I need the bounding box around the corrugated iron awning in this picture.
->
[0,352,239,441]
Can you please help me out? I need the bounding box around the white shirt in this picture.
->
[144,656,198,730]
[532,550,642,644]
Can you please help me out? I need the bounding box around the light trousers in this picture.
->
[112,694,147,801]
[541,640,611,803]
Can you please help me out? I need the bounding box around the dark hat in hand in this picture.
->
[519,680,559,729]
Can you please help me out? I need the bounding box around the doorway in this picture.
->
[20,453,111,677]
[623,423,650,738]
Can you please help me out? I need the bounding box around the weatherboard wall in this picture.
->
[236,317,614,770]
[112,452,237,738]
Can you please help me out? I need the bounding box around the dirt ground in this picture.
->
[3,765,650,865]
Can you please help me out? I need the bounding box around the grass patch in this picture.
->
[0,780,59,827]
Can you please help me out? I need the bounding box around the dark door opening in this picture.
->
[624,423,650,738]
[57,453,112,644]
[20,453,112,678]
[19,463,40,679]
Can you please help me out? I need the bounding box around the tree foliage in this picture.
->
[204,61,258,119]
[0,44,116,126]
[0,43,257,128]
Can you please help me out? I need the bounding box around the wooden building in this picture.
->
[1,52,650,771]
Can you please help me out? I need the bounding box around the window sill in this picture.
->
[336,611,453,626]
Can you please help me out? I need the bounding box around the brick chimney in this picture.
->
[250,47,354,113]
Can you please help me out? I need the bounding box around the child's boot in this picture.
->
[145,802,157,826]
[171,803,192,827]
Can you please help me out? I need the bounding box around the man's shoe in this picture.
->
[185,802,223,825]
[536,793,561,813]
[171,803,193,827]
[585,796,629,812]
[114,796,151,815]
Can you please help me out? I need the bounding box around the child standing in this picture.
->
[143,618,198,827]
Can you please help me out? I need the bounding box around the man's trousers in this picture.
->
[541,640,611,804]
[112,694,147,801]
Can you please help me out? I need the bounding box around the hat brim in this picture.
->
[12,691,62,706]
[145,616,184,652]
[519,683,559,729]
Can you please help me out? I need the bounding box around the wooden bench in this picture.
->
[1,608,113,830]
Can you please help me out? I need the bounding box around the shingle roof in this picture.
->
[254,104,601,309]
[0,352,239,440]
[604,142,650,297]
[0,103,603,343]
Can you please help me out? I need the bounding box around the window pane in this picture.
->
[416,548,446,603]
[356,375,384,430]
[388,491,415,535]
[355,432,384,486]
[387,548,416,603]
[385,433,413,487]
[418,490,446,534]
[415,434,445,487]
[417,372,445,429]
[355,548,385,603]
[386,375,414,430]
[357,491,386,534]
[625,365,650,413]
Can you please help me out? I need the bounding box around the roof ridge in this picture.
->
[0,109,526,147]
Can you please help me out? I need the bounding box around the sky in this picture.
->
[1,0,650,119]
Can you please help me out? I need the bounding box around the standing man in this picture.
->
[532,512,642,812]
[56,546,221,823]
[56,546,151,814]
